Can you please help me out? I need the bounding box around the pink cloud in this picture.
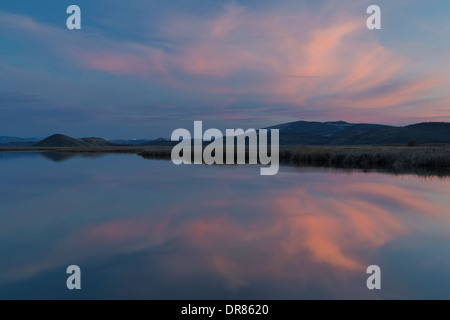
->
[1,4,449,123]
[82,52,151,75]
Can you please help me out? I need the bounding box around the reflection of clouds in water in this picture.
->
[274,187,406,270]
[5,172,449,298]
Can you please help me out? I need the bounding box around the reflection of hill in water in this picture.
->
[39,152,106,162]
[0,151,108,162]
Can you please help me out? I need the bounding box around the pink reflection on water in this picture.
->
[8,171,450,296]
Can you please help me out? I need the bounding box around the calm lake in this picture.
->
[0,152,449,299]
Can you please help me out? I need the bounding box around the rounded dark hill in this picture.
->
[34,134,120,147]
[265,120,388,138]
[329,122,450,145]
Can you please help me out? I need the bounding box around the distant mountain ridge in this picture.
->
[112,137,172,146]
[329,122,450,145]
[33,134,120,147]
[0,136,41,146]
[266,120,388,138]
[3,121,449,147]
[265,121,450,145]
[0,136,41,143]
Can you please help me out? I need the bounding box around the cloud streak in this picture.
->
[0,1,449,131]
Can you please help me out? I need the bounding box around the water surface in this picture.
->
[0,152,449,299]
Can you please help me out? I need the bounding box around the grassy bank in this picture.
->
[1,145,449,176]
[278,145,450,175]
[138,144,450,176]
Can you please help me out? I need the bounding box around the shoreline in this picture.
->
[1,145,449,176]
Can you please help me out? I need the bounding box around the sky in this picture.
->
[0,0,449,139]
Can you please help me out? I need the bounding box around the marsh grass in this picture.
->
[138,145,450,176]
[278,145,450,176]
[1,145,449,176]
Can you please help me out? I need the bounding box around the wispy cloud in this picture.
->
[0,1,449,133]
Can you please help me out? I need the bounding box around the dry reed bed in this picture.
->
[279,146,450,170]
[1,145,449,175]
